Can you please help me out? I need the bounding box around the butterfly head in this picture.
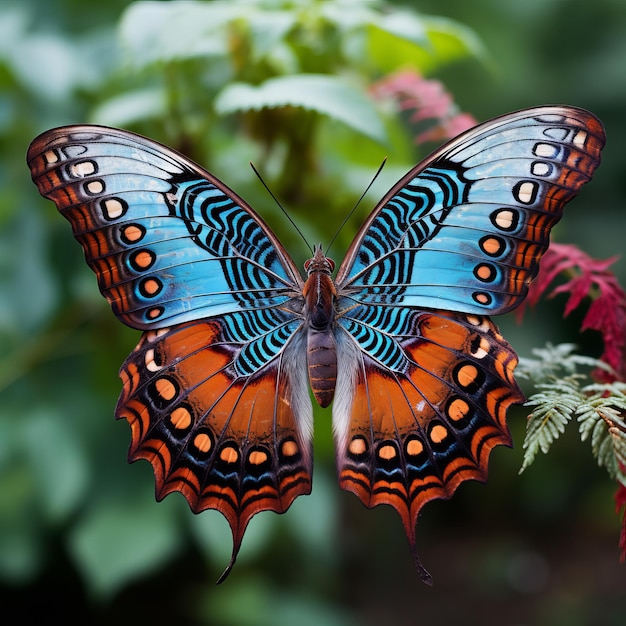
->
[304,244,335,276]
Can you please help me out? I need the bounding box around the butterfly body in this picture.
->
[27,106,605,583]
[303,245,338,407]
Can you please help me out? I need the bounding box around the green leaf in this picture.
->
[205,578,358,626]
[10,33,84,102]
[90,88,167,127]
[366,13,486,75]
[0,460,43,582]
[518,344,626,483]
[516,343,608,383]
[611,426,626,482]
[23,410,89,522]
[1,211,57,334]
[0,518,43,583]
[422,16,489,66]
[377,8,430,47]
[215,74,386,143]
[69,490,183,598]
[237,8,297,62]
[119,1,238,68]
[365,14,429,75]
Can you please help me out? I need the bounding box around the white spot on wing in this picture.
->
[531,162,551,177]
[534,143,558,158]
[515,181,537,204]
[71,161,95,177]
[573,130,587,148]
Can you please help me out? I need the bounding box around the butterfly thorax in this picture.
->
[303,245,338,408]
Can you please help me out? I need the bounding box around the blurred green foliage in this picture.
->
[1,0,625,624]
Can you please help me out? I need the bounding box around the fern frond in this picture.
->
[519,346,626,485]
[576,385,626,485]
[516,343,610,384]
[520,375,585,473]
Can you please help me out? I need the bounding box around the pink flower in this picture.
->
[417,113,476,143]
[371,70,477,145]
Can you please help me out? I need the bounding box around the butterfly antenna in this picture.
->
[250,162,313,254]
[326,158,387,256]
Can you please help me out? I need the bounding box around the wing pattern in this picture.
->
[117,319,313,580]
[27,126,302,330]
[333,310,522,582]
[336,107,606,316]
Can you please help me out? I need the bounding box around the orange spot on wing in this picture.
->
[281,440,298,457]
[348,437,367,455]
[248,450,268,465]
[155,378,176,401]
[194,433,212,453]
[429,424,448,444]
[170,406,192,430]
[456,364,479,387]
[448,398,470,421]
[134,250,154,269]
[378,444,397,460]
[406,439,424,456]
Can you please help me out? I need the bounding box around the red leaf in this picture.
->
[518,243,626,381]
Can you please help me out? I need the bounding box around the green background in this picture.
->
[1,0,625,624]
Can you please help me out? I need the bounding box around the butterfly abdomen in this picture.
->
[307,328,337,408]
[303,246,338,407]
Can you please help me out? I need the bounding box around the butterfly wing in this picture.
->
[336,106,606,314]
[332,106,605,580]
[27,126,313,579]
[27,125,303,329]
[333,310,521,583]
[118,318,312,581]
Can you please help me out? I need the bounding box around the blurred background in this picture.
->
[1,0,625,624]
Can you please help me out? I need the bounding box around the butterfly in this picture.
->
[27,106,605,584]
